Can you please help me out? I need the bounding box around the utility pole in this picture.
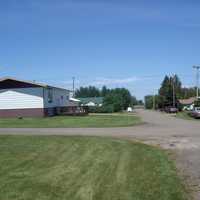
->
[172,74,176,108]
[153,94,156,110]
[193,65,200,99]
[72,77,75,97]
[152,90,157,110]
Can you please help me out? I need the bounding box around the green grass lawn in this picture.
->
[0,136,187,200]
[0,114,142,128]
[176,112,198,120]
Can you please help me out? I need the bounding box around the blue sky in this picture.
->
[0,0,200,99]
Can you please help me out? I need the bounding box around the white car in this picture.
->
[190,107,200,118]
[127,107,133,112]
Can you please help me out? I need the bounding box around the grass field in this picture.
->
[0,114,142,128]
[176,112,197,120]
[0,136,187,200]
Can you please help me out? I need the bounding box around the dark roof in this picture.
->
[0,77,70,91]
[78,97,103,105]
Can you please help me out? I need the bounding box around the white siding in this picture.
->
[43,87,70,108]
[0,88,44,109]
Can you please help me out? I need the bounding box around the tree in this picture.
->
[103,93,123,112]
[103,88,132,112]
[101,86,110,97]
[75,86,100,98]
[158,74,182,107]
[151,74,197,110]
[173,75,182,99]
[75,85,137,112]
[159,75,172,106]
[180,87,196,99]
[137,100,144,105]
[145,95,153,109]
[155,95,165,109]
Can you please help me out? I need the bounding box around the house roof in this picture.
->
[0,77,71,91]
[78,97,103,105]
[179,97,197,105]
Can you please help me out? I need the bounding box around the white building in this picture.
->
[0,77,72,117]
[78,97,103,107]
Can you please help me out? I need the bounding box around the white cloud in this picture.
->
[93,77,141,85]
[60,80,81,85]
[53,76,153,89]
[93,76,153,85]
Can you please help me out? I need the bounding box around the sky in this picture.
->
[1,0,200,99]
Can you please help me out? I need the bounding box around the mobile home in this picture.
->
[0,77,71,117]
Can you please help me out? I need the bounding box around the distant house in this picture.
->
[179,97,196,110]
[0,77,77,117]
[78,97,103,107]
[179,97,196,105]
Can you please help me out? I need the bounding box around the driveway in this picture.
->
[0,109,199,199]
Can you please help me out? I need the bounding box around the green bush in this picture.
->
[88,105,114,113]
[101,105,114,113]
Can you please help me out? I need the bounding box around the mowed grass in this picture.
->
[176,112,197,120]
[0,136,187,200]
[0,114,142,128]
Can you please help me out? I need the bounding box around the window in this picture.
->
[47,88,53,103]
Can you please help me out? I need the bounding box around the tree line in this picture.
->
[145,74,196,109]
[75,86,141,112]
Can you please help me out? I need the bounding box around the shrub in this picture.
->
[88,105,114,113]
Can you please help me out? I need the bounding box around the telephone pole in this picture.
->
[72,77,75,97]
[172,74,176,107]
[152,90,157,110]
[193,65,200,99]
[153,94,156,110]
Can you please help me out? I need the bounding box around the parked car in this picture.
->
[127,107,133,112]
[190,107,200,118]
[164,107,178,113]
